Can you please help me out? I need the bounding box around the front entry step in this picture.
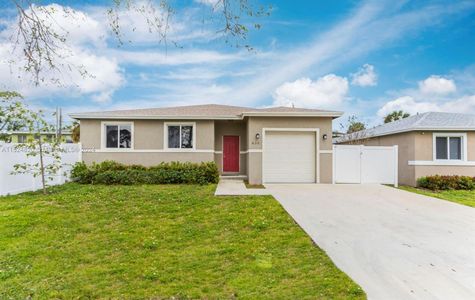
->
[214,179,269,196]
[220,175,248,180]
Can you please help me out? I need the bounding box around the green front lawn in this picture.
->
[399,186,475,208]
[0,184,364,299]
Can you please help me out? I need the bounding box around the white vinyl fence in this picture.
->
[0,143,81,196]
[333,145,398,186]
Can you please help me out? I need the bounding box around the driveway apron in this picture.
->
[266,184,475,300]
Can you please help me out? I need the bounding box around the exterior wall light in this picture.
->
[322,134,328,140]
[255,133,261,140]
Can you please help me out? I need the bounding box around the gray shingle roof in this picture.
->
[335,112,475,143]
[70,104,342,120]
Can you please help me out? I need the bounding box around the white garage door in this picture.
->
[263,131,316,183]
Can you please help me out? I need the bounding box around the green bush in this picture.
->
[71,160,220,185]
[70,162,97,184]
[417,175,475,191]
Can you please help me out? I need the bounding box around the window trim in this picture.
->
[432,132,467,162]
[164,122,196,151]
[101,121,134,151]
[17,135,27,143]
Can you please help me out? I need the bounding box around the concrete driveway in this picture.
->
[266,184,475,300]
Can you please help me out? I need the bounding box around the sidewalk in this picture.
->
[214,179,270,196]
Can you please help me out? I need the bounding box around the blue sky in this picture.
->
[1,0,475,127]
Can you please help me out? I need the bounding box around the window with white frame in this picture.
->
[166,123,194,149]
[434,133,465,161]
[104,123,132,149]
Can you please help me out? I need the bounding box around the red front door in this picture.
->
[223,136,239,172]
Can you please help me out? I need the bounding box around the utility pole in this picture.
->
[55,107,63,142]
[59,107,62,142]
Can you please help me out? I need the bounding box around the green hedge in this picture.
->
[417,175,475,191]
[71,160,220,185]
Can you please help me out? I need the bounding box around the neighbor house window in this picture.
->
[166,123,194,149]
[104,123,132,149]
[434,134,465,161]
[18,135,27,143]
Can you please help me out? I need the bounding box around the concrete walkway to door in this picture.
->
[266,184,475,300]
[214,179,270,196]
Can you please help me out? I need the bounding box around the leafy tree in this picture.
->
[11,107,64,195]
[346,115,366,134]
[7,0,271,85]
[71,122,80,143]
[0,91,36,141]
[384,110,410,123]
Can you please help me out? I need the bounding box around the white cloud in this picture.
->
[91,90,114,103]
[377,96,440,117]
[418,75,456,95]
[351,64,377,87]
[377,69,475,120]
[0,4,124,101]
[108,49,242,66]
[272,74,349,109]
[194,0,221,8]
[0,4,108,48]
[225,1,474,106]
[378,94,475,117]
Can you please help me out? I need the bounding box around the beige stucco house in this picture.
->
[335,112,475,186]
[70,104,342,185]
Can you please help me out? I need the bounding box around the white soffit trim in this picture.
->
[408,160,475,166]
[93,149,215,153]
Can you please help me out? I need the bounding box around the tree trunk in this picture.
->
[38,135,46,195]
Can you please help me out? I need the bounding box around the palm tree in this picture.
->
[384,110,410,123]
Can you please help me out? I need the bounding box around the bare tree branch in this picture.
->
[5,0,270,87]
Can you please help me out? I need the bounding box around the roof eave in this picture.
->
[69,111,345,120]
[69,114,243,120]
[337,126,475,142]
[241,111,344,118]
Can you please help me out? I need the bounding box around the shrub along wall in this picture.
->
[71,161,220,185]
[417,175,475,191]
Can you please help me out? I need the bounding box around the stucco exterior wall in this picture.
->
[413,131,475,161]
[80,119,102,150]
[415,165,475,179]
[80,119,214,150]
[80,119,215,166]
[134,120,163,149]
[246,116,334,184]
[412,131,475,181]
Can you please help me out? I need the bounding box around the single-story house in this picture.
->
[5,130,73,143]
[70,104,342,185]
[335,112,475,186]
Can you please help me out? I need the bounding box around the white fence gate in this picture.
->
[0,143,81,196]
[333,145,398,186]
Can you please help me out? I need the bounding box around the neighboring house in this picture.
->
[5,130,74,143]
[70,104,342,185]
[335,112,475,186]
